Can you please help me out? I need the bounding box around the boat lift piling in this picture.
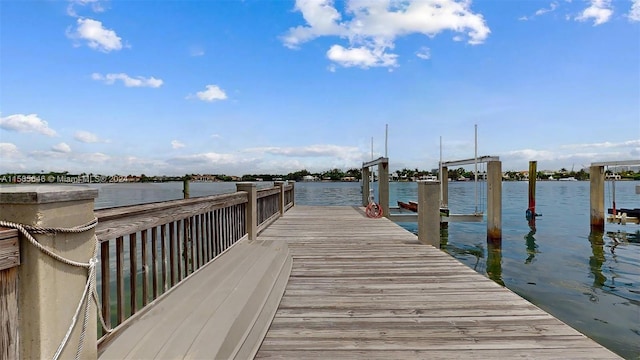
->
[590,160,640,230]
[526,161,540,228]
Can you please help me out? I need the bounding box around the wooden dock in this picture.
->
[255,206,621,359]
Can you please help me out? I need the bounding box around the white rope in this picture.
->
[0,218,112,360]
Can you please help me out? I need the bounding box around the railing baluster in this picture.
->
[116,236,124,324]
[161,224,168,292]
[141,229,148,307]
[198,213,204,267]
[129,233,137,316]
[100,240,111,331]
[204,213,210,263]
[190,216,196,271]
[151,227,158,299]
[225,207,230,248]
[169,222,176,286]
[182,219,188,277]
[214,209,220,256]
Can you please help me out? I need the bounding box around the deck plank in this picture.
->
[255,206,621,359]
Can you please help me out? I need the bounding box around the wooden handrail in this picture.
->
[95,192,247,241]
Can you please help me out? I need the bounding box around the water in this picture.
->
[89,180,640,359]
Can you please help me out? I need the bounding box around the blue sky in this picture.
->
[1,0,639,176]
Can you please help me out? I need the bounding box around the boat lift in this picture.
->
[439,155,501,223]
[590,160,640,229]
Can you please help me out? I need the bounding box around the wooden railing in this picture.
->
[94,182,294,344]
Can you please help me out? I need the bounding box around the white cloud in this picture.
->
[416,46,431,60]
[245,144,366,165]
[211,134,222,139]
[282,0,490,69]
[535,2,559,16]
[629,0,640,21]
[191,85,228,102]
[171,140,186,149]
[0,143,21,159]
[91,73,163,88]
[575,0,613,25]
[0,114,57,136]
[500,139,640,171]
[67,18,123,52]
[74,130,105,143]
[189,46,205,57]
[327,44,397,68]
[52,142,72,153]
[561,139,640,149]
[67,0,106,17]
[81,152,110,163]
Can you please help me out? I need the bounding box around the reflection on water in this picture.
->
[486,240,504,286]
[525,227,538,264]
[589,231,607,289]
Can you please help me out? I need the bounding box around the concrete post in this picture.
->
[440,166,448,208]
[0,185,99,360]
[487,161,502,242]
[362,167,370,207]
[590,165,605,232]
[274,181,286,215]
[236,183,257,241]
[417,181,441,247]
[379,158,390,218]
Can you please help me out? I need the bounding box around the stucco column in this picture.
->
[0,185,99,360]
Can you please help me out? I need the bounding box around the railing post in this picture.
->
[0,185,99,360]
[289,181,295,207]
[274,181,286,215]
[236,182,257,241]
[417,181,441,247]
[590,165,605,232]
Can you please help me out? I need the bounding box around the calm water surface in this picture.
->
[90,180,640,359]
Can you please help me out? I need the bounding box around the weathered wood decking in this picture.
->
[255,206,621,359]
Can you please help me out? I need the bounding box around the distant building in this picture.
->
[302,175,317,182]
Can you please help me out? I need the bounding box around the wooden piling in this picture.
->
[183,176,190,199]
[589,165,605,232]
[361,167,370,207]
[440,166,448,208]
[379,158,389,218]
[528,161,537,215]
[487,161,502,242]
